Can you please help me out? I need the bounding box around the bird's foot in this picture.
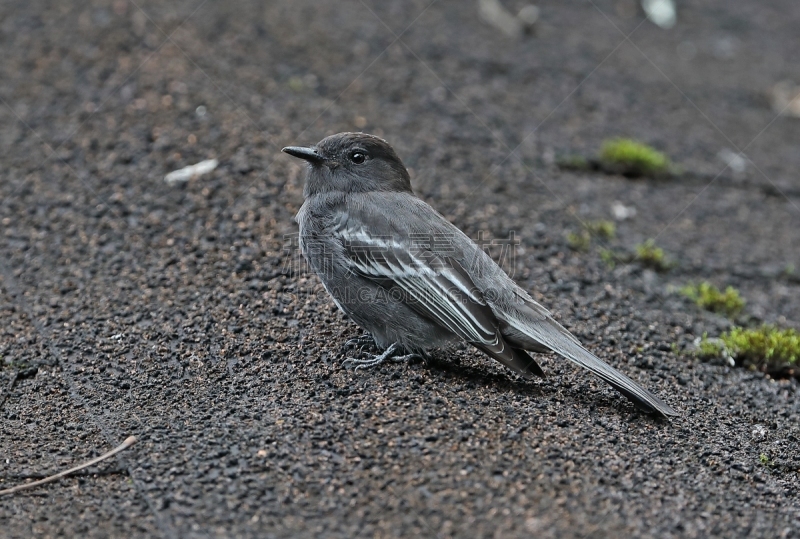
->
[344,343,424,371]
[389,353,426,364]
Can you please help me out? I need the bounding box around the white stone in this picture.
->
[164,159,219,184]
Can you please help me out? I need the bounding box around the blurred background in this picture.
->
[2,0,798,321]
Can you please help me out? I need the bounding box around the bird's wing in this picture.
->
[340,229,543,377]
[500,293,678,417]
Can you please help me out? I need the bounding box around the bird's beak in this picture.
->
[282,146,323,164]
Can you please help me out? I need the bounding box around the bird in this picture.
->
[282,132,677,417]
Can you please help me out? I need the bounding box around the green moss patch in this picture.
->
[585,220,616,240]
[599,138,671,177]
[635,239,672,271]
[681,282,745,318]
[567,231,591,251]
[557,138,675,178]
[697,325,800,377]
[599,248,617,269]
[593,239,673,272]
[566,221,616,252]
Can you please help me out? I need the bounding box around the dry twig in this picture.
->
[0,436,137,495]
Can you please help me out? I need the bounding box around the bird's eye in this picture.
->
[349,151,367,164]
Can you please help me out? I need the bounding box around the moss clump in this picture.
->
[598,239,671,272]
[287,76,305,92]
[723,326,799,365]
[681,282,745,318]
[696,335,727,360]
[635,239,671,271]
[599,248,617,269]
[567,230,591,252]
[585,220,616,240]
[697,325,800,374]
[567,220,617,253]
[599,138,671,176]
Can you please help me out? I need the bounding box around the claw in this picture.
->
[389,353,425,364]
[344,333,375,349]
[344,343,411,371]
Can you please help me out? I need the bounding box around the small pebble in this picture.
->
[164,159,219,184]
[611,201,637,221]
[641,0,676,29]
[769,81,800,118]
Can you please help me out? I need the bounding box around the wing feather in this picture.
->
[340,228,543,377]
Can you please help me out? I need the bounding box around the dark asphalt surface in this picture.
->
[1,1,799,537]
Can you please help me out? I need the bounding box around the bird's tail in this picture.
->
[552,337,677,417]
[499,300,678,417]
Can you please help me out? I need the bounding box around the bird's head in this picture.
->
[283,132,412,197]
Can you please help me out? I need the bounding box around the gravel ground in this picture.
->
[1,0,799,537]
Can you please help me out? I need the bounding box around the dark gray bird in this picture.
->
[283,132,677,417]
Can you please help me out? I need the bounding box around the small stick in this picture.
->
[0,436,137,496]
